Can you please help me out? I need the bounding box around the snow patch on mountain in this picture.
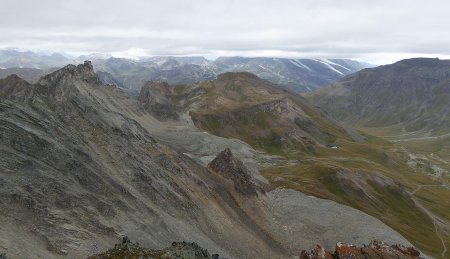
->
[321,59,351,71]
[315,59,345,75]
[289,59,313,72]
[258,64,268,71]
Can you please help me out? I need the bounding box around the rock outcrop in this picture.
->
[207,148,260,196]
[33,61,100,101]
[300,245,333,259]
[88,237,224,259]
[300,240,422,259]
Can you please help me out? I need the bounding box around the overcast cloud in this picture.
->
[1,0,449,64]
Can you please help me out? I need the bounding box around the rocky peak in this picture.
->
[37,61,98,86]
[33,61,100,101]
[207,148,258,196]
[2,74,22,81]
[0,74,31,100]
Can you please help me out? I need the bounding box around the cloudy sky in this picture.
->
[1,0,449,64]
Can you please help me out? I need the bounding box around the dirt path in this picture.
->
[410,195,448,258]
[390,133,450,142]
[408,185,449,258]
[410,184,447,195]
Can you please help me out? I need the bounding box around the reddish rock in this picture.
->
[335,242,363,258]
[366,240,421,258]
[302,240,423,259]
[300,244,333,259]
[391,244,421,257]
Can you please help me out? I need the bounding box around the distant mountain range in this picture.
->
[0,67,50,83]
[306,58,450,135]
[0,49,371,92]
[0,50,71,69]
[93,56,369,92]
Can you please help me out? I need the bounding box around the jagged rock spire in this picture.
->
[207,148,258,196]
[33,61,100,101]
[37,61,98,86]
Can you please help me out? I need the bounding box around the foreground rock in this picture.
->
[88,237,224,259]
[300,240,422,259]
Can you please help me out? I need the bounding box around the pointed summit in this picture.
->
[207,148,258,196]
[38,61,98,86]
[34,61,100,101]
[0,74,31,100]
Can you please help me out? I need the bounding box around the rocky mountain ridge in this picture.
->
[0,50,70,69]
